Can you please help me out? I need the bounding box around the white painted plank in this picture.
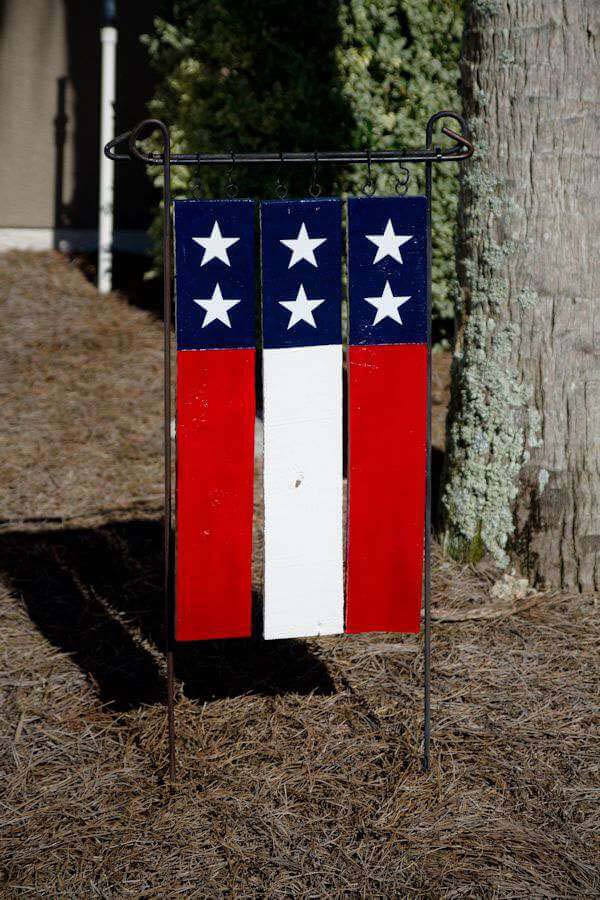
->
[263,344,344,639]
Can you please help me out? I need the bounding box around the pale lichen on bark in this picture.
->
[442,12,540,567]
[443,0,600,590]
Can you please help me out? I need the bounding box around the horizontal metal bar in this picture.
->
[140,144,466,166]
[105,118,474,167]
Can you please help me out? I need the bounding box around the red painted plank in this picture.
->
[346,343,427,634]
[176,349,255,641]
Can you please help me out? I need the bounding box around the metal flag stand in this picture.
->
[105,111,474,781]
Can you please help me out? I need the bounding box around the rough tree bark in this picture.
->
[442,0,599,590]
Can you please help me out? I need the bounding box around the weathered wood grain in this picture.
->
[263,345,344,639]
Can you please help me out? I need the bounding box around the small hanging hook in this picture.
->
[309,151,321,198]
[394,164,410,196]
[362,148,375,196]
[192,152,203,199]
[226,151,239,198]
[275,150,288,199]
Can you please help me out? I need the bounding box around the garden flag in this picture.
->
[174,200,255,641]
[345,196,428,633]
[174,195,427,643]
[260,199,344,639]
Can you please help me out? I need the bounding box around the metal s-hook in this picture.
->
[192,152,204,199]
[309,150,321,198]
[226,151,239,198]
[362,148,375,196]
[275,151,288,199]
[394,164,410,195]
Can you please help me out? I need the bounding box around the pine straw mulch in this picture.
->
[0,252,599,897]
[0,251,164,530]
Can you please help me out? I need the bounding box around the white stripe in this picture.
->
[263,344,344,639]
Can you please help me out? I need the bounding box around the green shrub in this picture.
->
[144,0,462,330]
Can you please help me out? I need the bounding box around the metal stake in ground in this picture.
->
[128,119,176,782]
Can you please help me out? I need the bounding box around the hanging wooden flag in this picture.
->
[345,196,428,633]
[261,199,344,640]
[174,200,255,641]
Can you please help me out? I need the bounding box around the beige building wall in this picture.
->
[0,0,161,251]
[0,0,75,229]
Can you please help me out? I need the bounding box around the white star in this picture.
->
[364,281,411,326]
[365,219,413,264]
[193,283,241,328]
[280,222,326,268]
[192,221,240,266]
[278,284,326,329]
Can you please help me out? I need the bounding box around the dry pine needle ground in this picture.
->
[0,253,598,897]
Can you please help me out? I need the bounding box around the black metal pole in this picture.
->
[161,132,176,783]
[423,127,434,774]
[129,120,176,781]
[164,160,176,784]
[422,110,468,773]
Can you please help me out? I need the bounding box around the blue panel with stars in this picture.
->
[261,199,342,349]
[174,199,255,350]
[348,196,428,346]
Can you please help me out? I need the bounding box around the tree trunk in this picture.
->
[442,0,599,590]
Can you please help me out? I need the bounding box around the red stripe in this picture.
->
[176,349,255,641]
[346,344,426,634]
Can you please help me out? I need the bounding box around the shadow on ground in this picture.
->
[0,444,447,712]
[0,520,335,712]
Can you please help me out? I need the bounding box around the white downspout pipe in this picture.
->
[98,20,117,293]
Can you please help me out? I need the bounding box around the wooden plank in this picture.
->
[345,196,428,634]
[174,199,255,640]
[176,349,255,640]
[346,344,426,633]
[260,198,343,639]
[263,345,344,639]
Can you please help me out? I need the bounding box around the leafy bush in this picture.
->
[144,0,462,330]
